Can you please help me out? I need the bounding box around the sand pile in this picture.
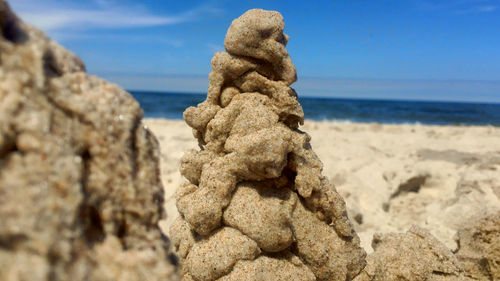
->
[0,1,177,280]
[170,9,366,281]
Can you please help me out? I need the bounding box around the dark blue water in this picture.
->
[130,91,500,126]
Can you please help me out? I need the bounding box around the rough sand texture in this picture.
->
[0,1,177,280]
[354,226,467,280]
[455,214,500,280]
[147,119,500,255]
[168,9,365,281]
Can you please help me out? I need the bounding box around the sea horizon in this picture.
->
[130,90,500,126]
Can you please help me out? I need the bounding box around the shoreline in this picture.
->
[146,118,500,252]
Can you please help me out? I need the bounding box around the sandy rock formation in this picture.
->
[171,9,366,281]
[354,226,468,281]
[0,1,177,280]
[454,213,500,280]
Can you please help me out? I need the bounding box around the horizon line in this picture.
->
[96,72,500,104]
[96,71,500,83]
[126,89,500,105]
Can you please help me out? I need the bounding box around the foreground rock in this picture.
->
[171,9,366,281]
[0,1,177,280]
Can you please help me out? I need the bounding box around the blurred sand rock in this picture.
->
[0,1,178,280]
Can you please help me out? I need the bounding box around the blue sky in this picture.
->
[10,0,500,103]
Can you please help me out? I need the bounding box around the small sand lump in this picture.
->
[354,226,468,281]
[171,9,366,281]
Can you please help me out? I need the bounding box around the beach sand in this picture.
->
[145,118,500,252]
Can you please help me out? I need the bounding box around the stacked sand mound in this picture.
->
[0,1,177,280]
[170,9,366,281]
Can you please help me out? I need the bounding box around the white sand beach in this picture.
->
[145,118,500,252]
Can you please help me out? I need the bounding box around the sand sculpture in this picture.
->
[0,1,177,280]
[170,9,366,280]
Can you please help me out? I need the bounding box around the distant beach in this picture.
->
[131,90,500,126]
[146,118,500,253]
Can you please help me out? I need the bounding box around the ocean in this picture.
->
[130,91,500,126]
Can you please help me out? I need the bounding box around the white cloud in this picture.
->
[206,43,224,54]
[417,0,498,14]
[9,0,222,32]
[455,4,497,13]
[477,4,497,11]
[470,4,496,11]
[47,31,185,47]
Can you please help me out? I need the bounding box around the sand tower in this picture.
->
[170,9,366,281]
